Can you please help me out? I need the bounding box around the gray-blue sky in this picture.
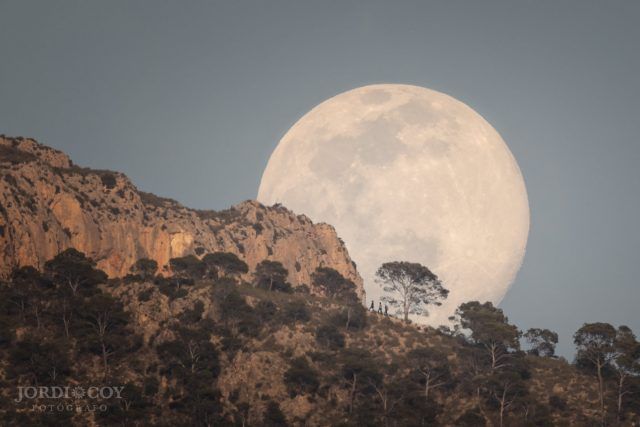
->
[1,1,638,357]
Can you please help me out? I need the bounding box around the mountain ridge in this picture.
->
[0,135,364,298]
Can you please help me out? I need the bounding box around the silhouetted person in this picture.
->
[378,302,383,314]
[384,305,388,316]
[369,300,375,311]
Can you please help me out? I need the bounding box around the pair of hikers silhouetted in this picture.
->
[369,300,388,316]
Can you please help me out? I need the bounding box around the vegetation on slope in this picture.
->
[0,250,638,426]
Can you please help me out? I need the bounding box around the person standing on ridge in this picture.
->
[384,305,388,316]
[370,300,375,311]
[378,302,383,314]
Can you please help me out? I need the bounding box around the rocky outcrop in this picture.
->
[0,135,363,297]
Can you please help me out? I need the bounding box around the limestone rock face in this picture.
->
[0,135,364,298]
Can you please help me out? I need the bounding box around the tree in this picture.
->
[78,293,131,380]
[156,325,222,426]
[254,260,291,292]
[156,326,219,381]
[574,322,617,425]
[263,401,288,427]
[330,303,367,331]
[407,347,452,400]
[340,348,381,416]
[9,337,71,385]
[454,301,521,370]
[283,300,310,323]
[96,382,150,426]
[130,258,158,281]
[284,357,319,396]
[612,325,640,422]
[520,399,553,426]
[9,266,51,327]
[524,328,558,357]
[485,371,527,427]
[169,255,205,288]
[368,373,407,427]
[311,267,358,302]
[11,265,46,288]
[255,300,278,322]
[215,286,259,336]
[44,248,107,295]
[456,407,487,427]
[375,261,448,322]
[391,381,442,427]
[315,324,345,350]
[202,252,248,280]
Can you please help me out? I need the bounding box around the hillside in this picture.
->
[0,252,636,427]
[0,135,363,298]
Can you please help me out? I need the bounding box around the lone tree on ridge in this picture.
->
[375,261,448,322]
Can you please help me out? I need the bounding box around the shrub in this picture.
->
[284,357,319,396]
[315,324,345,350]
[130,258,158,281]
[100,173,117,189]
[295,284,310,295]
[195,207,241,223]
[283,300,310,323]
[180,301,205,324]
[138,288,154,302]
[455,408,486,426]
[330,304,367,331]
[549,395,568,412]
[216,287,260,337]
[255,300,278,322]
[263,401,288,427]
[138,191,180,208]
[0,145,37,164]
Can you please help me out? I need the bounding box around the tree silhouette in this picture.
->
[263,401,288,427]
[312,267,358,302]
[9,337,71,385]
[612,325,640,422]
[574,322,617,425]
[485,370,527,427]
[169,255,205,288]
[284,356,319,396]
[454,301,521,371]
[407,347,452,400]
[283,299,310,323]
[254,260,291,292]
[316,324,345,350]
[375,261,448,322]
[524,328,558,357]
[9,266,52,327]
[130,258,158,281]
[202,252,248,280]
[77,293,130,380]
[44,248,107,296]
[340,348,381,416]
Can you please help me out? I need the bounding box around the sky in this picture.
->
[1,1,638,357]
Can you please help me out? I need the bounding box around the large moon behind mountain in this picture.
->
[258,84,529,325]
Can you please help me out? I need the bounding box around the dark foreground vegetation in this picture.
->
[0,249,638,426]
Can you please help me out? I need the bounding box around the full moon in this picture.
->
[258,84,529,325]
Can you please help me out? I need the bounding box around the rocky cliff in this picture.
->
[0,135,363,297]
